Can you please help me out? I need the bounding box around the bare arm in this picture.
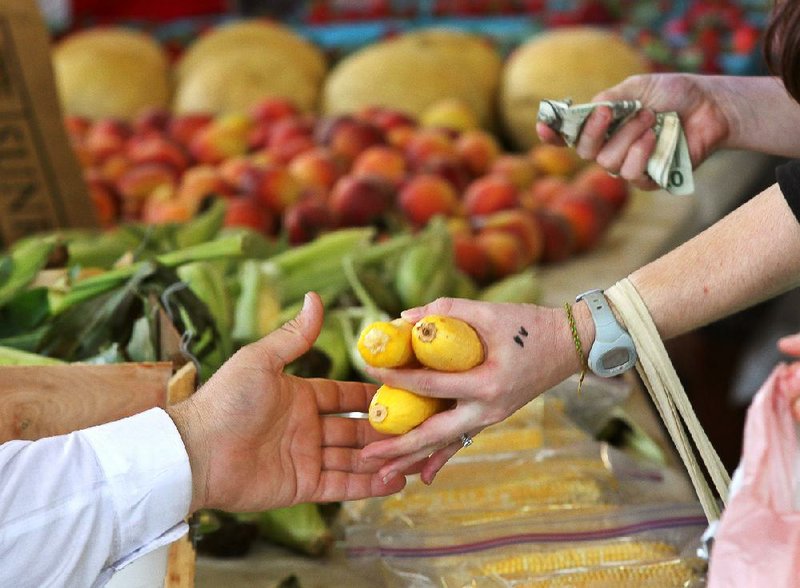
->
[363,182,800,483]
[622,182,800,339]
[719,76,800,157]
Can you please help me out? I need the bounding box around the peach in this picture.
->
[532,209,577,264]
[523,176,569,210]
[477,209,545,266]
[224,196,275,234]
[453,233,492,283]
[132,107,171,136]
[529,143,582,177]
[386,125,416,150]
[239,164,303,214]
[329,174,395,227]
[489,154,538,190]
[547,189,608,252]
[357,106,417,133]
[476,229,527,279]
[116,162,177,203]
[417,154,472,192]
[218,156,264,191]
[189,112,251,165]
[398,173,460,226]
[176,165,232,213]
[264,116,315,162]
[141,185,192,224]
[126,134,189,172]
[455,129,501,176]
[572,164,630,214]
[167,113,213,148]
[288,147,345,193]
[351,145,408,186]
[420,98,479,132]
[315,115,384,163]
[463,175,519,216]
[85,119,130,162]
[98,154,132,184]
[86,172,120,228]
[283,194,333,244]
[250,97,300,123]
[404,129,456,169]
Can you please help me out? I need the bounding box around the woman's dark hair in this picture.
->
[764,0,800,103]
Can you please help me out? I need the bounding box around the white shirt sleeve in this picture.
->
[0,407,192,588]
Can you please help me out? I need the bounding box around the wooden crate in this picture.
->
[0,359,198,587]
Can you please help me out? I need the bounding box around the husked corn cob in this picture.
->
[385,503,618,528]
[381,474,605,518]
[480,540,677,577]
[509,558,696,587]
[459,427,544,455]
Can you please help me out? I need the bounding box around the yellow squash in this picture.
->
[357,319,414,368]
[411,315,484,372]
[368,385,449,435]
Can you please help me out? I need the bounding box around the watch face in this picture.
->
[601,348,633,371]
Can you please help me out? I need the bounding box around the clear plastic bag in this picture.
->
[372,503,707,588]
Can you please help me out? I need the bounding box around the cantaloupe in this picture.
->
[323,28,502,128]
[52,27,170,120]
[175,21,326,84]
[500,27,650,149]
[173,21,327,114]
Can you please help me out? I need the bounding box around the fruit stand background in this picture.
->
[49,0,771,75]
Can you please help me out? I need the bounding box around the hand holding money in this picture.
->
[537,99,694,196]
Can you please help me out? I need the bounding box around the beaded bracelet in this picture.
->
[564,302,587,394]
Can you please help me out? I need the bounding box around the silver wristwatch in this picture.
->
[575,289,637,377]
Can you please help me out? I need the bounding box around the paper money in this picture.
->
[537,99,694,196]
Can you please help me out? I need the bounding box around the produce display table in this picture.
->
[194,149,774,587]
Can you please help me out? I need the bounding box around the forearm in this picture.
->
[720,76,800,157]
[628,183,800,339]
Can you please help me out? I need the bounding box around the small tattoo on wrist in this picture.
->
[513,326,529,348]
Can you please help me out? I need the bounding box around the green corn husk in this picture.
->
[177,261,233,360]
[394,228,455,308]
[50,234,255,314]
[286,316,351,380]
[0,345,64,365]
[174,199,227,248]
[478,268,540,304]
[232,260,282,345]
[236,503,333,557]
[0,235,58,307]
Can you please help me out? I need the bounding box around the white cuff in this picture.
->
[80,407,193,567]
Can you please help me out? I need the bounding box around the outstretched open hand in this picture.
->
[168,292,406,514]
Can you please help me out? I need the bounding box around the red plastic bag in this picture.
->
[708,362,800,587]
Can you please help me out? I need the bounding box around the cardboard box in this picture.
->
[0,0,95,247]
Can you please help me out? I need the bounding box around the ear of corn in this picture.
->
[479,540,678,577]
[492,558,697,587]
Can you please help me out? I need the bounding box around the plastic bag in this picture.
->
[707,362,800,587]
[369,503,708,588]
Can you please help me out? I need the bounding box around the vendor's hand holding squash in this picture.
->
[360,297,584,485]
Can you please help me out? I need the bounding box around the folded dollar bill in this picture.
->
[537,99,694,196]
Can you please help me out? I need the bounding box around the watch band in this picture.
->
[576,289,637,377]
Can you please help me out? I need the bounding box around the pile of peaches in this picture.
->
[66,97,629,283]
